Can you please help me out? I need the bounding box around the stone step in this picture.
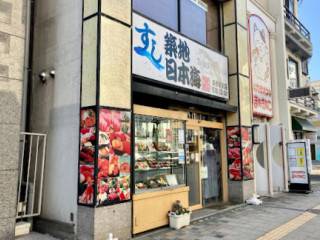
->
[15,222,31,237]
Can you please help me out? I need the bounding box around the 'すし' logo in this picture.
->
[134,23,164,70]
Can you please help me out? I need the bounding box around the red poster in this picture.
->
[97,109,131,206]
[79,108,96,205]
[227,127,242,180]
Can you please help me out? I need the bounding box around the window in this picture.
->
[302,60,309,76]
[285,0,294,13]
[133,0,220,48]
[133,0,178,31]
[294,132,303,140]
[288,59,299,88]
[134,115,186,193]
[180,0,206,44]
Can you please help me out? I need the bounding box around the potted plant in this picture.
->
[168,200,191,230]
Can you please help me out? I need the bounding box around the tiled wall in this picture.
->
[0,0,26,238]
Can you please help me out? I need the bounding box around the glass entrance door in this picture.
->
[200,128,222,206]
[186,127,201,210]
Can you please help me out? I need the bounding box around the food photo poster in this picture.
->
[97,109,131,206]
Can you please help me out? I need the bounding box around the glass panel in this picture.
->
[180,0,206,44]
[134,115,185,194]
[132,0,178,31]
[186,128,201,206]
[201,128,222,205]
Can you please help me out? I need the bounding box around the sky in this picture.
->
[299,0,320,81]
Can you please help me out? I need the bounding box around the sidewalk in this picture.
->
[17,183,320,240]
[133,184,320,240]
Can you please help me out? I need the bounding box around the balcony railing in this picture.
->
[289,96,316,111]
[284,5,310,41]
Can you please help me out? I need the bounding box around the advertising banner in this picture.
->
[133,13,229,100]
[241,127,254,180]
[249,15,273,117]
[287,142,308,184]
[97,108,131,206]
[79,108,96,205]
[227,127,242,180]
[306,133,317,144]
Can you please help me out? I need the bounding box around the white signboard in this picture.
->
[132,13,229,100]
[287,142,308,184]
[249,15,273,118]
[178,129,185,144]
[288,60,298,88]
[306,133,317,144]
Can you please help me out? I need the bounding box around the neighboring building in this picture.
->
[282,0,318,141]
[0,0,28,239]
[0,0,318,240]
[310,81,320,160]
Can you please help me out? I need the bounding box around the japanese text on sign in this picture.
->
[133,13,229,100]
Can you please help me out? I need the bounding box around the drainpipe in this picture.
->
[21,0,34,132]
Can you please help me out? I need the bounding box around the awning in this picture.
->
[292,117,317,132]
[133,81,238,113]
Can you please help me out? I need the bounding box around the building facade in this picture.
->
[0,0,317,239]
[0,0,28,239]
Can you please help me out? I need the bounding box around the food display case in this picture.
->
[132,105,189,234]
[134,115,186,193]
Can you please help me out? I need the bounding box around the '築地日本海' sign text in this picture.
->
[132,13,229,100]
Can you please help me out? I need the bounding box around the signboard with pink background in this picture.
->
[249,15,273,118]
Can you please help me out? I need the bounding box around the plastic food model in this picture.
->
[147,179,158,188]
[134,116,185,193]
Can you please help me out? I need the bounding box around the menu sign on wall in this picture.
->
[249,15,273,118]
[132,13,229,100]
[288,142,308,184]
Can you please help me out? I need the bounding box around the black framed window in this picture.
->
[133,0,179,31]
[133,0,219,47]
[294,132,303,140]
[302,60,309,76]
[285,0,294,13]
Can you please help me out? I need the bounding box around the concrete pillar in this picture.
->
[222,0,254,202]
[293,0,298,18]
[269,32,280,126]
[78,1,132,239]
[269,0,292,141]
[29,0,83,239]
[0,0,27,238]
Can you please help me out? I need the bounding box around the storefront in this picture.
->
[130,11,236,234]
[77,0,238,238]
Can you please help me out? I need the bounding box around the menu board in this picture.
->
[288,142,308,184]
